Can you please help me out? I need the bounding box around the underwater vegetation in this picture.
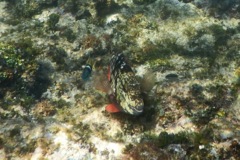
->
[46,46,68,71]
[124,126,240,159]
[29,60,53,99]
[94,0,121,17]
[47,13,60,31]
[193,0,240,18]
[234,67,240,87]
[4,0,58,18]
[0,43,25,85]
[123,142,171,160]
[180,83,235,125]
[132,0,156,5]
[81,34,102,50]
[0,39,53,121]
[32,100,56,118]
[59,28,76,43]
[0,40,39,88]
[0,0,240,159]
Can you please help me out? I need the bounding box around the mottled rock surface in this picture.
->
[0,0,240,159]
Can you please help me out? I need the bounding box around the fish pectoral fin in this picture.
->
[107,66,111,81]
[105,104,121,113]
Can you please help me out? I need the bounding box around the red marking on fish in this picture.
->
[107,65,111,81]
[105,103,121,113]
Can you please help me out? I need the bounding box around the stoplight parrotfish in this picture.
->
[106,54,144,115]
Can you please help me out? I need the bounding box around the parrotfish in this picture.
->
[81,64,92,81]
[105,54,144,115]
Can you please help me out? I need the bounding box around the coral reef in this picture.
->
[4,0,57,19]
[0,0,240,159]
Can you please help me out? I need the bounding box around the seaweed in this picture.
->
[47,13,60,31]
[59,28,76,43]
[5,0,58,18]
[124,128,214,159]
[95,0,121,17]
[133,0,156,5]
[29,60,53,99]
[47,46,68,70]
[158,131,189,148]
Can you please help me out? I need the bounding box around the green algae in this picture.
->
[32,100,56,119]
[0,42,25,85]
[0,39,53,120]
[234,67,240,87]
[29,61,53,98]
[56,107,73,123]
[95,0,121,17]
[158,131,189,148]
[124,142,171,160]
[147,58,172,69]
[47,46,68,71]
[0,124,36,157]
[52,98,71,109]
[60,28,76,43]
[5,0,57,18]
[187,23,238,59]
[205,0,240,18]
[0,39,39,88]
[47,13,60,31]
[208,24,235,47]
[0,0,240,159]
[124,127,216,159]
[58,0,81,14]
[133,0,156,5]
[0,94,35,120]
[132,40,177,69]
[71,122,92,143]
[6,0,41,18]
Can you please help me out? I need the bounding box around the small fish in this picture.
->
[105,54,144,115]
[81,64,92,81]
[165,73,178,81]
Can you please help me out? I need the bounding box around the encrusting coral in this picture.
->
[0,0,240,159]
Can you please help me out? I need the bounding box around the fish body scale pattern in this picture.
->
[109,54,144,115]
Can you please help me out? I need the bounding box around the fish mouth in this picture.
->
[131,105,144,116]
